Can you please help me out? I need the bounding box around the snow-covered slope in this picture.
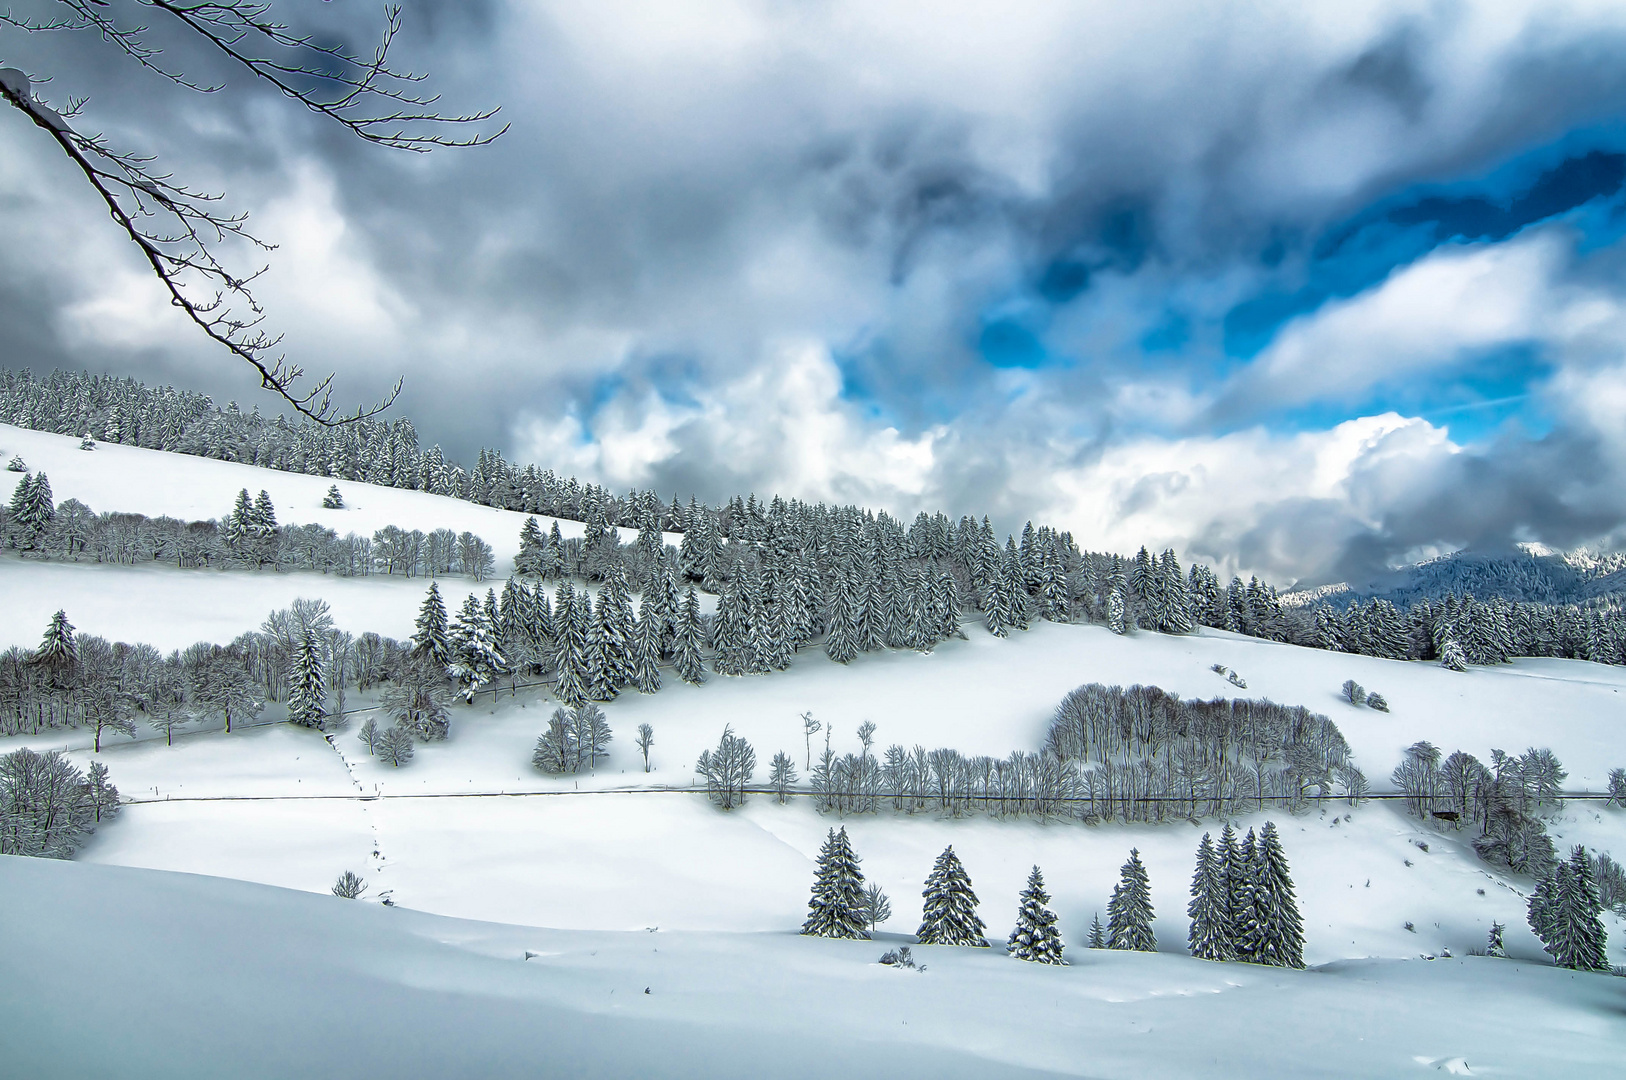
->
[5,429,1625,1072]
[4,856,1622,1080]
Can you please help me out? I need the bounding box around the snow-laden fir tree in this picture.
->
[1239,821,1304,968]
[411,582,452,670]
[1187,832,1233,961]
[1223,825,1254,959]
[286,630,327,729]
[631,596,663,694]
[1529,845,1610,971]
[1007,865,1066,964]
[1439,637,1469,672]
[321,485,343,509]
[916,845,989,947]
[801,826,868,939]
[1088,913,1106,949]
[672,585,707,685]
[448,594,507,702]
[1486,920,1507,958]
[1107,848,1157,952]
[549,583,590,707]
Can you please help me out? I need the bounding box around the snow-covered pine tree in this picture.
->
[824,567,862,662]
[1107,848,1157,952]
[916,845,989,947]
[551,583,590,707]
[801,826,868,939]
[672,585,707,686]
[448,594,507,702]
[1187,832,1233,961]
[631,596,663,694]
[1244,821,1305,968]
[1439,637,1469,672]
[515,516,545,576]
[596,565,638,688]
[412,582,452,669]
[287,631,327,729]
[1088,913,1106,949]
[251,490,277,535]
[1486,920,1507,958]
[1540,846,1610,971]
[1228,827,1258,962]
[322,485,343,509]
[1007,865,1066,964]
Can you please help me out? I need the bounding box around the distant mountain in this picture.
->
[1282,545,1626,610]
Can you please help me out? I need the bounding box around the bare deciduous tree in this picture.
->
[0,1,503,422]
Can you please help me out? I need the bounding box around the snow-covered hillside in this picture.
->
[0,422,683,647]
[4,429,1624,1074]
[4,856,1622,1080]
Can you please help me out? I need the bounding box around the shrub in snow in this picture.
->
[1227,671,1247,688]
[1210,663,1227,675]
[322,485,344,509]
[878,946,919,969]
[1404,921,1415,933]
[1007,866,1066,964]
[5,455,24,471]
[1341,679,1366,705]
[0,747,119,857]
[331,871,367,899]
[1366,692,1389,711]
[378,725,415,767]
[1486,922,1507,958]
[78,435,95,450]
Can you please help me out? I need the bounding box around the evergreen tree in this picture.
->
[916,845,989,947]
[1486,920,1507,958]
[672,585,707,685]
[1242,822,1305,968]
[1533,846,1610,971]
[515,516,545,576]
[287,631,327,729]
[1187,832,1233,961]
[631,597,663,694]
[1225,825,1254,960]
[1007,865,1067,964]
[447,594,507,703]
[801,826,868,939]
[1107,848,1157,952]
[321,484,343,509]
[412,582,452,669]
[1088,912,1106,949]
[551,583,591,707]
[251,490,277,535]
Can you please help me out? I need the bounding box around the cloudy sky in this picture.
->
[6,0,1626,587]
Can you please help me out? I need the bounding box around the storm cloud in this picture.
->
[5,0,1626,586]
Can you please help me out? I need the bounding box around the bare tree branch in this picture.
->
[0,1,503,422]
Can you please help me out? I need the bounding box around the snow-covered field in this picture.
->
[4,427,1625,1075]
[4,856,1622,1080]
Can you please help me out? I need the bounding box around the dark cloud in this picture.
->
[7,3,1626,582]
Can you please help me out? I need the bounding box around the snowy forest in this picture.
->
[7,367,1626,680]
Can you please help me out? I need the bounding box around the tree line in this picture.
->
[3,474,496,580]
